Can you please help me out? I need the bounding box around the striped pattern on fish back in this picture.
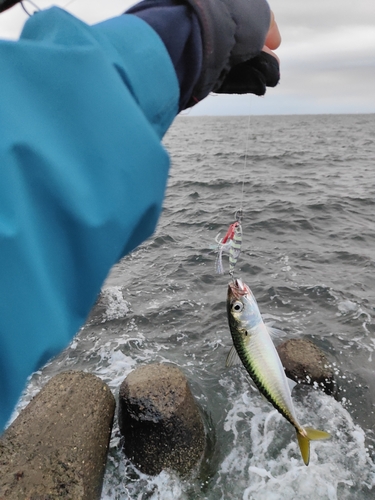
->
[246,326,299,428]
[227,304,300,431]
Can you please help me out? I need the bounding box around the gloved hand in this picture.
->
[184,0,280,107]
[0,0,20,12]
[215,51,280,96]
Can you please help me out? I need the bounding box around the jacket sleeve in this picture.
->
[0,7,179,430]
[127,0,203,111]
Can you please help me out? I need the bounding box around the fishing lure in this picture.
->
[215,213,243,276]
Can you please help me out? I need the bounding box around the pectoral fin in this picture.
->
[226,345,242,367]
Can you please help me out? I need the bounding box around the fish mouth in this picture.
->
[228,278,250,299]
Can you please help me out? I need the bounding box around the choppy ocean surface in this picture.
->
[15,114,375,499]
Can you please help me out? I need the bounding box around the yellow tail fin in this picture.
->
[296,427,331,466]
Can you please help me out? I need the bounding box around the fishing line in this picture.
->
[239,111,252,214]
[62,0,80,9]
[19,0,84,16]
[214,96,253,280]
[20,0,40,16]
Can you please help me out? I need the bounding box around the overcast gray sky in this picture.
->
[1,0,374,115]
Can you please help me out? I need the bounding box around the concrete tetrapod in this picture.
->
[277,338,336,395]
[118,363,206,476]
[0,371,115,499]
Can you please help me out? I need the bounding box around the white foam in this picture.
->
[101,456,189,500]
[94,349,137,390]
[218,385,375,500]
[337,300,358,314]
[101,286,130,321]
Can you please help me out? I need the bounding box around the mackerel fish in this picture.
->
[226,278,330,465]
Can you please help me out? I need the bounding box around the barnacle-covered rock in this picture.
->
[277,338,336,395]
[0,371,115,500]
[118,363,205,476]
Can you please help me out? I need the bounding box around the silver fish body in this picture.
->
[227,278,330,465]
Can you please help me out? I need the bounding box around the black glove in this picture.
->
[184,0,280,107]
[215,51,280,96]
[0,0,20,12]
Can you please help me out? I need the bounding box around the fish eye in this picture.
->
[232,301,243,312]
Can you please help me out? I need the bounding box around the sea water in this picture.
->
[15,114,375,499]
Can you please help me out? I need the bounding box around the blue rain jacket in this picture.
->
[0,7,179,430]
